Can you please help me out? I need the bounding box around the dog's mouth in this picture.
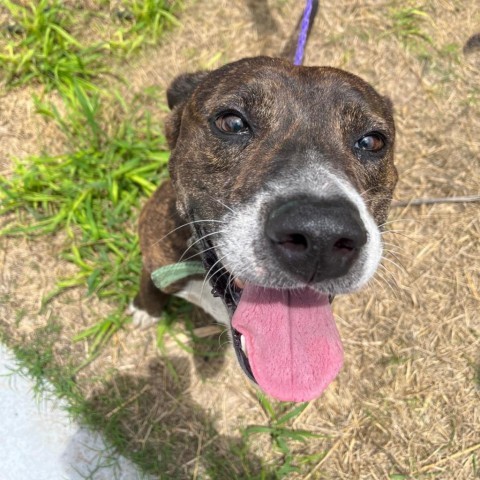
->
[199,234,255,383]
[198,229,344,403]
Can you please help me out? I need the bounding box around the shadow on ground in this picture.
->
[85,353,273,479]
[245,0,278,36]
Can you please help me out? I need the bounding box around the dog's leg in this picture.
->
[130,180,193,328]
[129,267,169,328]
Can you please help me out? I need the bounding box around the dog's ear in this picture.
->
[165,71,209,149]
[382,96,394,116]
[166,71,209,109]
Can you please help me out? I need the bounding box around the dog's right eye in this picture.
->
[355,133,385,152]
[214,113,250,135]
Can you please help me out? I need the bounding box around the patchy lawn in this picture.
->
[1,0,479,478]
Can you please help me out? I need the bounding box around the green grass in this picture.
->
[388,6,433,48]
[0,0,179,89]
[0,0,106,90]
[0,82,169,352]
[6,319,78,397]
[385,4,436,64]
[110,0,181,56]
[243,394,328,478]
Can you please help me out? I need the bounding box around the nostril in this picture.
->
[333,237,356,252]
[277,233,309,252]
[265,197,368,282]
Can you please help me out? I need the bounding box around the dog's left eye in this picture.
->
[214,114,249,134]
[355,133,385,152]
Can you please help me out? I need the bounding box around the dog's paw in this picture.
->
[127,302,160,329]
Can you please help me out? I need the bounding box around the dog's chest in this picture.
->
[174,279,230,325]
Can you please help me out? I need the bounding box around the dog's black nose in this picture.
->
[265,197,368,282]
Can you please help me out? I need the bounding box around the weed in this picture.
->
[243,394,327,478]
[0,0,106,90]
[388,6,433,49]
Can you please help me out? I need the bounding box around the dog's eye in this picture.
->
[214,114,249,134]
[355,133,385,152]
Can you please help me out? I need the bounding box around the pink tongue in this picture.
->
[232,284,343,402]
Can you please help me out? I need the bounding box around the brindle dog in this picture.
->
[130,56,397,402]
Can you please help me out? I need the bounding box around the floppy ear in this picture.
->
[166,71,209,109]
[165,71,209,149]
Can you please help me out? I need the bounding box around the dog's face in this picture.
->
[165,57,397,402]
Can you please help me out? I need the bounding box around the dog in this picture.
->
[130,56,397,402]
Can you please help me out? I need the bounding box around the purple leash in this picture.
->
[294,0,315,66]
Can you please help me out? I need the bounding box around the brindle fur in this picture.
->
[134,56,398,317]
[134,181,193,315]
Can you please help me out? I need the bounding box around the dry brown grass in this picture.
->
[1,0,479,478]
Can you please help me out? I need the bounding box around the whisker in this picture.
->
[370,275,388,298]
[150,219,225,247]
[206,263,231,288]
[382,255,408,274]
[383,249,409,268]
[217,326,231,348]
[371,274,397,299]
[381,229,420,244]
[223,262,253,305]
[377,262,399,286]
[177,230,227,263]
[374,266,400,298]
[219,336,233,349]
[382,245,407,257]
[179,243,227,264]
[382,240,406,251]
[382,248,409,263]
[229,265,251,286]
[378,217,420,229]
[202,267,230,303]
[358,186,379,199]
[201,254,229,298]
[208,262,232,286]
[206,194,236,214]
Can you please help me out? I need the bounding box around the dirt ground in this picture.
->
[1,0,479,479]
